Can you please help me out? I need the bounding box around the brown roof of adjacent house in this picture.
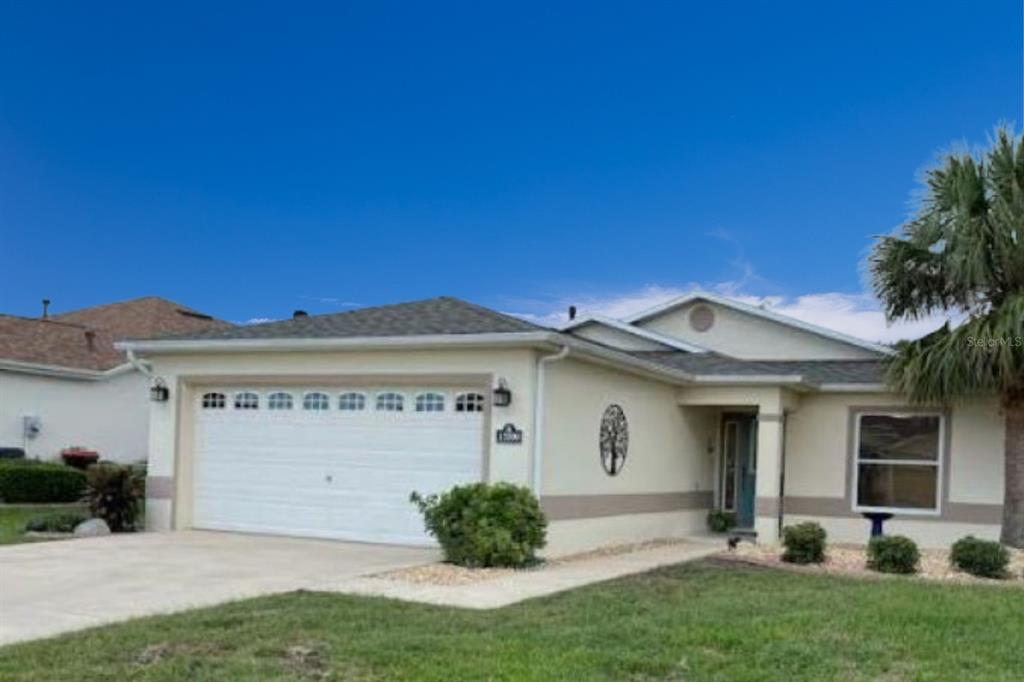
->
[0,297,230,372]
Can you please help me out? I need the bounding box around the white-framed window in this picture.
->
[376,392,404,412]
[455,392,485,413]
[338,392,366,411]
[303,392,330,411]
[234,392,259,410]
[267,392,294,410]
[853,412,944,515]
[201,392,226,409]
[415,392,445,412]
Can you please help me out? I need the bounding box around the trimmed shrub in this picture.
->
[950,536,1010,579]
[410,483,547,568]
[86,462,145,532]
[24,512,89,533]
[707,510,737,533]
[0,461,86,503]
[781,522,827,564]
[867,535,919,574]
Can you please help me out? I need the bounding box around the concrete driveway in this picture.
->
[0,531,437,646]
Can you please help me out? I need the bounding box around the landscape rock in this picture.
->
[73,518,111,537]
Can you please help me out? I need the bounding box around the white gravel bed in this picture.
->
[376,539,687,586]
[724,542,1024,586]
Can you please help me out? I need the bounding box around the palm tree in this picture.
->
[871,127,1024,547]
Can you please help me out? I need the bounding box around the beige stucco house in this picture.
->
[121,294,1005,555]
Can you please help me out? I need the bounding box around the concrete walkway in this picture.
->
[0,531,436,646]
[329,540,721,609]
[1,533,720,646]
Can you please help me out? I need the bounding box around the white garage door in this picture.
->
[193,386,486,545]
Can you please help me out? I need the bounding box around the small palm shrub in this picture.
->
[781,522,826,564]
[950,536,1010,579]
[410,483,547,568]
[86,462,144,532]
[0,461,86,503]
[707,510,737,533]
[867,535,920,574]
[24,512,89,533]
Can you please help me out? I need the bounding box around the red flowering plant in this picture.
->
[60,446,100,470]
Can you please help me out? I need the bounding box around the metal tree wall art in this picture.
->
[599,405,629,476]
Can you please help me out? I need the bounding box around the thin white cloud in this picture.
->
[242,317,277,325]
[509,285,949,344]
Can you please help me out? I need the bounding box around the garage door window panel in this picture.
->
[339,392,367,411]
[415,392,445,413]
[303,392,330,411]
[455,393,485,413]
[202,392,226,409]
[376,392,405,412]
[234,392,260,410]
[267,392,294,410]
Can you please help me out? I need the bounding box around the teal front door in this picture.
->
[721,415,758,529]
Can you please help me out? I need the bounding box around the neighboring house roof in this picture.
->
[0,297,229,373]
[632,351,886,386]
[561,314,710,353]
[623,291,894,357]
[147,297,545,341]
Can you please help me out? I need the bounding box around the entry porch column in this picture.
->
[754,410,786,543]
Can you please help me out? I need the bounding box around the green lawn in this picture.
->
[1,560,1021,681]
[0,505,86,545]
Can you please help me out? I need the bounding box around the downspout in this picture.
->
[531,344,570,495]
[125,348,153,378]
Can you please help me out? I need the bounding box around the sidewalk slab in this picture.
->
[323,540,721,609]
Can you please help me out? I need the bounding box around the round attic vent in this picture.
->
[689,304,715,332]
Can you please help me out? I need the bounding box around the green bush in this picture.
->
[86,462,144,532]
[950,536,1010,579]
[867,535,920,574]
[0,461,86,503]
[410,483,547,568]
[24,512,89,533]
[707,510,737,533]
[781,522,827,564]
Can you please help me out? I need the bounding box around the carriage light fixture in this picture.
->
[150,378,170,402]
[492,379,512,407]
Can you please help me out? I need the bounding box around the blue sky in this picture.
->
[1,2,1020,340]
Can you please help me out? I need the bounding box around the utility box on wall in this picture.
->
[22,414,41,440]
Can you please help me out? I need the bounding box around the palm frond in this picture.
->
[885,294,1024,405]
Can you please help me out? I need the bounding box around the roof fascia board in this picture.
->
[561,315,710,354]
[625,291,894,356]
[116,329,866,392]
[815,382,891,393]
[116,332,559,354]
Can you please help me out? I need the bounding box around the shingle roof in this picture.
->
[150,297,547,341]
[631,351,886,385]
[0,297,229,371]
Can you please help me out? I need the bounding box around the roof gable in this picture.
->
[562,315,710,353]
[626,292,891,360]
